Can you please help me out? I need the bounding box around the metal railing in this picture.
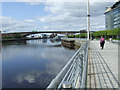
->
[46,40,89,89]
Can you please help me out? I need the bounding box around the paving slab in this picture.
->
[91,40,118,79]
[87,40,119,88]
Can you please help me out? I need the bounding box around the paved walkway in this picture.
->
[87,40,119,88]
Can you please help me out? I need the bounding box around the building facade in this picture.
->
[105,1,120,30]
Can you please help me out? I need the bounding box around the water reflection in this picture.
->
[42,39,47,43]
[2,39,75,88]
[2,41,27,46]
[14,70,43,84]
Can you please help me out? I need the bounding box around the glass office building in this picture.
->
[105,1,120,30]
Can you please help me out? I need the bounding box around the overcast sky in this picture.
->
[0,0,118,33]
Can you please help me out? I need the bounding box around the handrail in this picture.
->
[46,40,88,89]
[80,45,88,88]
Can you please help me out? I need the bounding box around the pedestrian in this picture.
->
[109,37,112,42]
[100,36,105,49]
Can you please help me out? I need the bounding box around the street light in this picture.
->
[87,0,90,40]
[79,30,80,39]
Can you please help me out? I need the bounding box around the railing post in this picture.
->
[62,81,72,89]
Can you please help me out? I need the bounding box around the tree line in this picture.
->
[68,28,120,39]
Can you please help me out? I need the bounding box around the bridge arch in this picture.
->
[2,30,81,38]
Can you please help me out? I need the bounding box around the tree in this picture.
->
[14,34,22,38]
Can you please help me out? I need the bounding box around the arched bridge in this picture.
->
[2,30,82,38]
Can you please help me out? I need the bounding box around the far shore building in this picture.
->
[104,1,120,30]
[26,34,47,38]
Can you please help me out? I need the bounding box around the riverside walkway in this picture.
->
[87,40,119,88]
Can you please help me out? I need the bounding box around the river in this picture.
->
[2,39,77,88]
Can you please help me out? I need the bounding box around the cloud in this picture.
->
[1,2,115,32]
[24,19,35,22]
[1,16,35,32]
[90,15,106,31]
[33,2,114,31]
[44,2,87,16]
[31,2,87,30]
[1,0,118,2]
[44,26,49,29]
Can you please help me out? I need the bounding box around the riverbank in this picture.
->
[61,38,86,48]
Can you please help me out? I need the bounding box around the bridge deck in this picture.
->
[87,40,119,88]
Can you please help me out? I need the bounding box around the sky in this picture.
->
[0,0,118,33]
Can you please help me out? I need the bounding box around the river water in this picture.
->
[2,39,76,88]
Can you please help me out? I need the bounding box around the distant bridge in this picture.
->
[2,30,84,38]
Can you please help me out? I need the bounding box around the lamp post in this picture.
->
[87,0,90,40]
[79,30,80,39]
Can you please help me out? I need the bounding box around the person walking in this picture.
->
[100,36,105,49]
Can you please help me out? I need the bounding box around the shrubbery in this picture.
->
[93,28,119,37]
[3,34,22,39]
[68,28,120,39]
[14,34,22,38]
[68,33,87,38]
[67,35,75,38]
[93,28,120,39]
